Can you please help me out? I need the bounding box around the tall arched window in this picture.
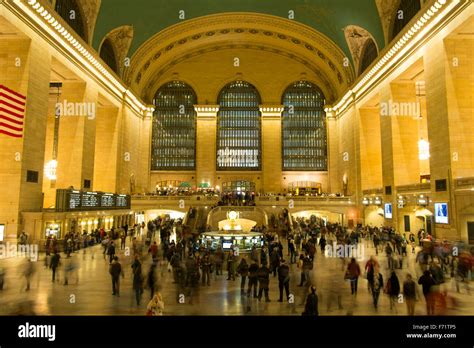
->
[55,0,87,42]
[359,39,378,74]
[282,81,327,171]
[391,0,421,41]
[151,81,197,170]
[99,38,118,74]
[217,81,261,170]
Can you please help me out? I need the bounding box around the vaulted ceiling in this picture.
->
[92,0,385,60]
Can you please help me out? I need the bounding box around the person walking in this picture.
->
[302,286,319,316]
[371,268,384,310]
[403,273,417,315]
[257,263,271,302]
[200,253,211,286]
[132,256,144,305]
[418,270,436,315]
[50,252,61,282]
[107,241,116,264]
[236,258,249,295]
[146,264,157,299]
[109,256,123,296]
[346,258,361,295]
[215,247,224,276]
[226,250,236,281]
[277,259,290,302]
[385,271,401,312]
[23,259,36,291]
[247,260,259,298]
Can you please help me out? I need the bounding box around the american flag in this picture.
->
[0,84,26,138]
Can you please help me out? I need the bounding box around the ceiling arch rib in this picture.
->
[143,43,338,104]
[125,13,355,104]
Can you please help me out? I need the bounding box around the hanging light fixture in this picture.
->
[45,82,62,182]
[418,138,430,160]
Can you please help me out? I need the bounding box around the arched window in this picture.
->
[151,81,197,170]
[99,39,118,74]
[359,39,378,74]
[54,0,87,42]
[282,81,327,171]
[217,81,261,171]
[391,0,421,41]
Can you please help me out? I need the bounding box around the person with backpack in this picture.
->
[247,260,259,298]
[385,271,401,312]
[236,258,249,295]
[302,286,319,316]
[277,259,290,302]
[109,256,123,296]
[257,263,271,302]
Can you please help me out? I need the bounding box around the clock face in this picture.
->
[228,211,238,220]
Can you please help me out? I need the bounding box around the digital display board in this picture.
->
[56,189,131,212]
[81,192,100,209]
[101,194,115,208]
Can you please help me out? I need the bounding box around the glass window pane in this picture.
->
[217,81,261,171]
[282,81,327,171]
[151,81,197,170]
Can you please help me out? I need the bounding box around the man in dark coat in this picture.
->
[247,260,259,298]
[302,286,319,316]
[277,259,290,302]
[50,252,61,282]
[257,264,271,302]
[109,256,123,296]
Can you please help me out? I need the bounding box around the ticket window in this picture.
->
[45,223,61,239]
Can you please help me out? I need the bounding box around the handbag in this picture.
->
[344,270,351,280]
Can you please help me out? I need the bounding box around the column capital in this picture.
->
[259,105,284,118]
[194,105,219,118]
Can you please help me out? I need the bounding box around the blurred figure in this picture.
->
[403,273,418,316]
[418,270,436,315]
[146,264,157,299]
[226,250,236,281]
[236,258,249,294]
[107,241,116,264]
[23,259,36,291]
[50,252,61,282]
[131,256,143,305]
[63,257,78,285]
[371,268,384,310]
[247,260,259,298]
[385,271,400,313]
[0,266,5,290]
[302,286,319,316]
[200,253,211,286]
[146,292,164,316]
[346,258,361,295]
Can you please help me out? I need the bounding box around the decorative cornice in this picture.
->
[260,105,284,117]
[325,0,467,118]
[194,105,219,118]
[8,0,151,116]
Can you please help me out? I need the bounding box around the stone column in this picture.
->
[260,106,283,193]
[194,105,219,188]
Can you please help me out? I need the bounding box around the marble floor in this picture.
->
[0,237,472,316]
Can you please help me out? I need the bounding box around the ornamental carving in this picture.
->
[343,25,378,76]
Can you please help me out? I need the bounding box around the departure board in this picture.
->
[55,189,131,211]
[101,194,115,208]
[81,192,100,209]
